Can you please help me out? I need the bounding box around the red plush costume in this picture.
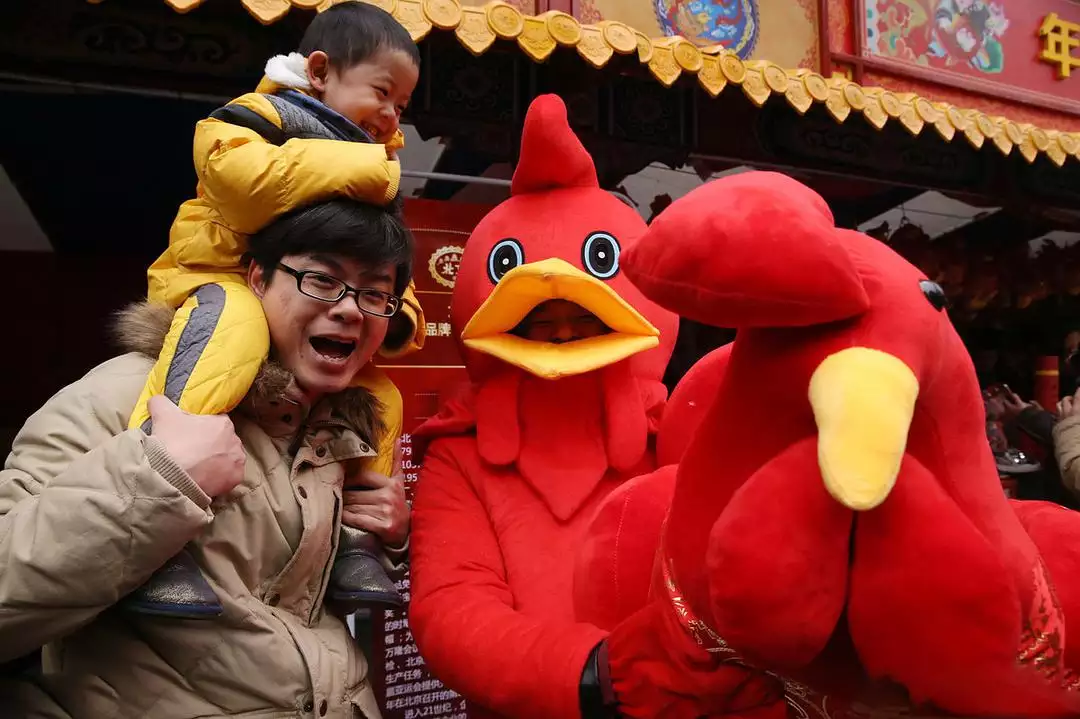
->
[576,172,1080,717]
[408,95,678,719]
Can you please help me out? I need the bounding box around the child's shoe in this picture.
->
[327,526,403,610]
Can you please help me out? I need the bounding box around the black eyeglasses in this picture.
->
[277,263,402,318]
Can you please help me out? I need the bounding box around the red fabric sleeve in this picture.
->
[409,440,607,719]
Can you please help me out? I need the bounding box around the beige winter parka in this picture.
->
[0,302,395,719]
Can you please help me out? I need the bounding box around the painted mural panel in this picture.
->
[860,0,1080,108]
[578,0,820,70]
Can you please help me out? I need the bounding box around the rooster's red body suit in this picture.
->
[407,95,677,719]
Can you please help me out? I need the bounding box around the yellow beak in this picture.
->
[460,258,660,379]
[809,347,920,511]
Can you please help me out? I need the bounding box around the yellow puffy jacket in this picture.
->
[134,89,424,477]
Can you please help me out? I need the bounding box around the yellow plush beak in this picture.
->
[461,258,660,379]
[809,347,920,511]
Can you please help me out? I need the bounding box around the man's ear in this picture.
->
[306,51,331,93]
[247,262,268,299]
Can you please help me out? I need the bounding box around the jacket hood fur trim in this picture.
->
[113,300,384,446]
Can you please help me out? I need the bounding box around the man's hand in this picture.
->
[147,395,245,499]
[1000,388,1035,422]
[343,439,410,547]
[1059,388,1080,420]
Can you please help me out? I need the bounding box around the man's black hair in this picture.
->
[299,1,421,70]
[248,198,413,297]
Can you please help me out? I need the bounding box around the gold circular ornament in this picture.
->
[718,52,746,83]
[879,91,901,117]
[975,114,996,137]
[601,22,638,54]
[1032,128,1051,151]
[487,3,524,38]
[762,63,788,93]
[423,0,461,29]
[671,38,703,72]
[914,97,938,123]
[842,82,866,111]
[1004,121,1023,145]
[946,106,968,129]
[546,11,581,46]
[803,73,829,102]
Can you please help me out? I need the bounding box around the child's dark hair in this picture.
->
[299,2,420,70]
[248,198,413,297]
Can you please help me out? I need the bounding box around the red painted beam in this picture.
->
[817,0,832,77]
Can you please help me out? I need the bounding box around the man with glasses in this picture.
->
[0,198,415,718]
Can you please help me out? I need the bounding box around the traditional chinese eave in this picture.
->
[143,0,1080,168]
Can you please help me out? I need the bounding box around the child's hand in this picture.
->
[342,439,409,547]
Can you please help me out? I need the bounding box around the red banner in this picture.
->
[369,199,494,719]
[859,0,1080,113]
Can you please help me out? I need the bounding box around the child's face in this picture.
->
[309,48,418,143]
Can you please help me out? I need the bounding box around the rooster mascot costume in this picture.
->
[575,170,1080,717]
[408,94,678,719]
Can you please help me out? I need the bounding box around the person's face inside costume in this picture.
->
[306,48,419,143]
[249,254,396,401]
[513,300,611,344]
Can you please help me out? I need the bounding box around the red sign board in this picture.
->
[369,198,495,719]
[858,0,1080,114]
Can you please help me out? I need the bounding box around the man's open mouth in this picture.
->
[310,336,356,362]
[461,257,659,379]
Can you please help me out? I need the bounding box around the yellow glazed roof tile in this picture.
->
[157,0,1080,167]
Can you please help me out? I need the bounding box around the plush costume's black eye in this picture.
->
[920,280,947,311]
[582,232,620,279]
[488,239,525,284]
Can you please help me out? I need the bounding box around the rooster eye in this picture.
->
[582,232,620,279]
[488,239,525,284]
[920,280,947,311]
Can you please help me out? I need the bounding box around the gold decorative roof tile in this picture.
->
[154,0,1080,167]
